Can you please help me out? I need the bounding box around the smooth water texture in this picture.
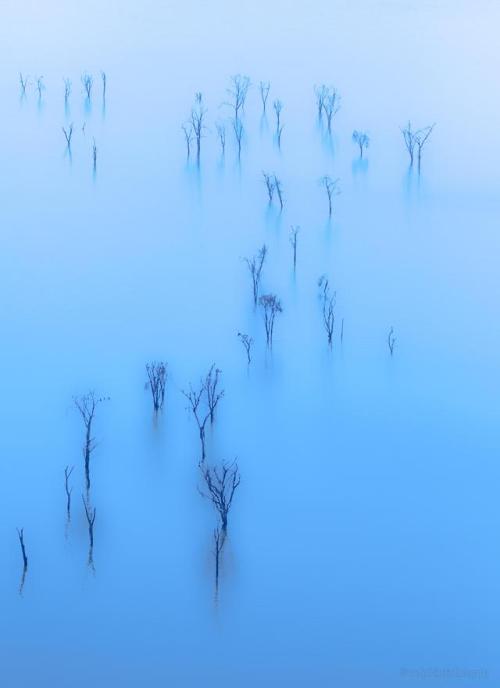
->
[0,1,499,686]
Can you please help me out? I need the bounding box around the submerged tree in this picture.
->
[352,130,370,158]
[315,84,328,119]
[190,94,207,162]
[82,496,96,570]
[17,528,28,595]
[273,99,283,133]
[146,361,167,413]
[414,124,435,171]
[36,76,45,100]
[244,244,267,305]
[227,75,250,120]
[324,88,341,132]
[289,226,299,271]
[263,172,275,203]
[74,391,108,493]
[64,465,74,523]
[182,123,193,158]
[320,176,340,218]
[183,365,224,464]
[92,139,97,172]
[233,118,244,159]
[101,71,107,100]
[213,526,224,597]
[215,122,226,156]
[82,72,93,100]
[388,327,396,355]
[259,80,270,113]
[237,332,253,365]
[199,460,241,534]
[323,292,336,346]
[274,175,284,211]
[62,123,73,149]
[259,294,283,348]
[63,78,72,102]
[19,73,28,95]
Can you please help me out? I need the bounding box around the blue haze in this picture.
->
[0,1,499,686]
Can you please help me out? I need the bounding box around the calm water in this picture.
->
[0,1,499,686]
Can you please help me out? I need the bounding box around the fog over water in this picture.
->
[0,1,499,686]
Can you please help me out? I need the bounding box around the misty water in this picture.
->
[0,1,499,686]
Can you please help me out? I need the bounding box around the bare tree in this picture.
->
[191,95,207,162]
[62,123,73,149]
[401,121,416,166]
[324,89,340,132]
[233,118,244,159]
[64,465,74,522]
[213,526,224,596]
[199,460,240,534]
[82,496,96,570]
[323,292,336,346]
[318,274,330,301]
[92,139,97,172]
[215,122,226,156]
[227,75,250,120]
[64,78,72,102]
[289,226,299,271]
[274,175,284,211]
[82,72,93,100]
[183,365,224,464]
[237,332,253,365]
[388,327,396,355]
[414,124,435,171]
[276,124,284,149]
[244,244,267,305]
[259,81,270,113]
[352,130,370,158]
[259,294,283,348]
[73,391,108,492]
[273,99,283,133]
[315,84,328,119]
[36,76,45,100]
[320,176,340,217]
[101,71,107,100]
[19,73,28,95]
[182,123,193,158]
[263,172,275,203]
[146,361,167,412]
[17,528,28,595]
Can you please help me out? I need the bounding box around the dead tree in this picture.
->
[82,496,96,569]
[401,121,416,166]
[213,526,223,596]
[237,332,253,365]
[146,361,167,412]
[318,274,330,301]
[415,124,435,171]
[315,84,328,119]
[259,294,283,348]
[277,124,284,149]
[82,72,93,100]
[273,99,283,133]
[74,391,108,492]
[19,73,28,95]
[190,96,207,162]
[263,172,275,203]
[17,528,28,595]
[233,118,244,159]
[101,71,107,100]
[215,122,226,156]
[62,123,73,149]
[324,89,341,132]
[320,176,340,217]
[182,124,193,158]
[388,327,396,355]
[36,76,45,100]
[64,78,72,101]
[323,293,336,346]
[227,75,250,120]
[289,226,299,271]
[199,460,240,534]
[274,175,284,211]
[183,365,224,464]
[244,244,267,305]
[64,465,74,522]
[259,80,270,113]
[352,130,370,158]
[92,140,97,172]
